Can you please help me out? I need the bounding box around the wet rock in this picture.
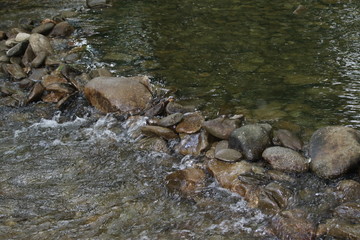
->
[334,202,360,223]
[272,129,303,151]
[6,41,29,57]
[267,170,296,183]
[176,130,208,156]
[89,68,113,78]
[30,51,47,68]
[271,209,316,240]
[166,101,195,114]
[309,126,360,178]
[317,218,360,240]
[145,100,167,118]
[5,39,18,48]
[22,45,35,66]
[42,75,68,88]
[10,57,22,65]
[141,125,178,140]
[257,182,292,214]
[137,136,169,153]
[175,112,204,134]
[262,146,309,172]
[45,55,61,66]
[203,116,242,140]
[165,167,206,197]
[29,33,54,56]
[15,32,30,42]
[0,52,9,63]
[49,21,74,38]
[42,91,67,103]
[215,149,242,162]
[45,83,75,94]
[72,73,91,92]
[334,180,360,203]
[31,22,55,35]
[157,113,183,127]
[86,0,112,8]
[28,68,48,81]
[229,123,272,161]
[60,64,82,82]
[214,140,229,153]
[84,76,153,113]
[27,82,44,103]
[5,63,27,80]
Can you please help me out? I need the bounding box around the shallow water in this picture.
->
[0,0,359,239]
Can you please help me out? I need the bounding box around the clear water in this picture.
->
[0,0,359,239]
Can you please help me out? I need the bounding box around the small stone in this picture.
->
[141,125,178,140]
[334,180,360,203]
[257,182,292,214]
[214,140,229,153]
[203,117,242,140]
[89,68,113,78]
[42,75,68,88]
[86,0,112,8]
[42,91,67,103]
[214,148,242,162]
[17,78,34,89]
[28,68,48,81]
[0,31,6,40]
[0,52,9,63]
[176,112,204,134]
[22,45,35,67]
[137,137,169,153]
[45,83,75,94]
[317,218,360,239]
[334,202,360,223]
[31,22,55,35]
[158,113,183,127]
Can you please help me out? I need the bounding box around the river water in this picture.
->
[0,0,359,239]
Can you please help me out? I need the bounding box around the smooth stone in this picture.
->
[137,136,169,153]
[86,0,112,8]
[144,100,168,117]
[273,129,303,151]
[5,39,18,48]
[262,146,309,173]
[176,112,204,134]
[22,45,35,66]
[17,78,34,89]
[5,63,27,80]
[165,101,195,114]
[215,149,242,162]
[6,41,28,57]
[84,76,153,113]
[214,140,229,153]
[27,82,44,103]
[229,123,272,161]
[29,33,54,56]
[334,202,360,223]
[203,116,242,140]
[10,57,22,65]
[157,113,183,127]
[141,125,178,140]
[271,209,316,240]
[165,168,206,197]
[18,18,34,31]
[30,51,47,68]
[31,22,55,35]
[49,22,74,38]
[42,74,68,87]
[176,131,208,156]
[15,32,30,42]
[309,126,360,178]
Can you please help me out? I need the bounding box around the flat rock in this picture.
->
[229,123,272,161]
[262,146,309,172]
[141,125,178,140]
[84,76,153,113]
[215,149,242,162]
[15,32,31,42]
[334,202,360,223]
[309,126,360,178]
[317,218,360,240]
[176,112,204,134]
[42,75,68,88]
[203,117,242,140]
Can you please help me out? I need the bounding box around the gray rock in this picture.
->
[0,31,6,40]
[6,41,29,57]
[334,202,360,223]
[137,136,169,153]
[22,45,35,66]
[257,182,292,214]
[26,82,44,103]
[203,117,242,140]
[229,124,272,161]
[262,146,309,173]
[31,22,55,35]
[158,113,183,127]
[214,140,229,153]
[309,126,360,178]
[273,129,303,151]
[29,33,54,56]
[86,0,112,8]
[15,32,30,42]
[84,76,153,113]
[28,68,48,81]
[0,52,10,63]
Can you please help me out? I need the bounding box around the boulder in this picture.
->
[203,116,242,140]
[229,124,272,161]
[262,146,309,172]
[29,33,54,56]
[84,76,153,113]
[309,126,360,178]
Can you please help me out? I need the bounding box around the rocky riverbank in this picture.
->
[0,4,359,240]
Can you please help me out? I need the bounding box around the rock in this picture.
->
[175,112,204,134]
[257,182,292,214]
[229,124,272,161]
[141,125,178,140]
[15,32,30,42]
[60,64,82,82]
[262,146,309,172]
[17,78,34,89]
[144,100,167,117]
[89,68,113,78]
[42,75,68,88]
[5,39,18,48]
[45,83,75,94]
[28,68,48,81]
[18,18,34,31]
[0,52,9,63]
[215,149,242,162]
[84,76,153,113]
[86,0,112,8]
[157,113,183,127]
[42,91,67,103]
[5,63,27,80]
[176,131,208,156]
[334,180,360,203]
[6,41,29,57]
[72,73,91,92]
[29,33,54,56]
[272,129,303,151]
[49,22,74,38]
[165,167,206,197]
[214,140,229,153]
[271,209,316,240]
[0,31,6,40]
[166,101,195,114]
[30,51,47,68]
[22,45,35,66]
[27,82,44,103]
[334,202,360,223]
[203,117,242,140]
[31,22,55,35]
[317,218,360,240]
[137,136,169,153]
[309,126,360,178]
[10,57,22,65]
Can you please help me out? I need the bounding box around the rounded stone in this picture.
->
[176,112,204,134]
[203,117,242,140]
[214,148,242,162]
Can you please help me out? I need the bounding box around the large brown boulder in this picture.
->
[309,126,360,178]
[84,76,153,113]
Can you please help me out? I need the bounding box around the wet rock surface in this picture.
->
[202,116,242,140]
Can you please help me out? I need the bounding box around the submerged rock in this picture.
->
[257,182,292,214]
[262,146,309,172]
[229,123,272,161]
[203,116,242,140]
[5,63,27,80]
[309,126,360,178]
[137,136,169,153]
[84,76,153,113]
[165,101,195,114]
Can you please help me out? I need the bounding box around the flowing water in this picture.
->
[0,0,359,239]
